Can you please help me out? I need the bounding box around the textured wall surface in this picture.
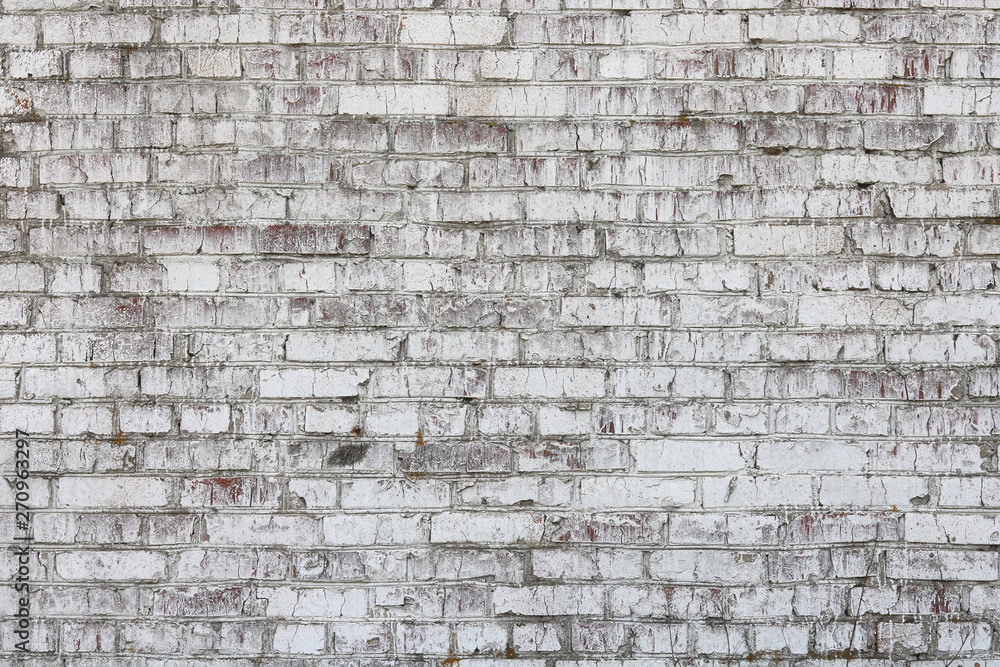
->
[2,0,1000,663]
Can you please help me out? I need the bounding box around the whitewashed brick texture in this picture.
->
[1,0,999,663]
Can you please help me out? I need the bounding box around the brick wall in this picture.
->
[2,0,1000,662]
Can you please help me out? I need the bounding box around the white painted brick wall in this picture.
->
[1,0,999,662]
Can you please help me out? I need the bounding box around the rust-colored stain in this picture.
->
[931,586,957,614]
[114,298,143,323]
[189,477,277,507]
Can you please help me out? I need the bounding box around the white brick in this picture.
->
[259,369,369,398]
[57,477,169,508]
[323,514,427,545]
[340,86,450,115]
[634,441,746,472]
[57,551,167,581]
[272,624,326,654]
[578,477,696,508]
[734,225,844,256]
[494,368,605,398]
[431,512,544,544]
[399,15,507,45]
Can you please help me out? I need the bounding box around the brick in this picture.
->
[152,586,246,616]
[578,477,696,508]
[887,550,998,581]
[494,585,604,615]
[40,154,148,184]
[161,14,271,43]
[734,225,844,256]
[650,550,766,584]
[205,514,320,546]
[175,549,287,581]
[57,551,167,581]
[272,624,326,654]
[0,16,37,45]
[494,368,605,398]
[748,15,861,42]
[8,50,63,79]
[432,512,545,544]
[915,295,1000,325]
[457,86,568,117]
[182,477,280,508]
[630,14,743,44]
[820,476,930,508]
[286,332,400,361]
[634,441,745,472]
[323,514,427,545]
[400,15,507,45]
[798,295,910,326]
[704,475,813,508]
[340,85,450,115]
[57,477,169,508]
[119,404,173,433]
[42,15,154,44]
[260,368,369,398]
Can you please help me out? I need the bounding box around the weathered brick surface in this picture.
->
[2,0,1000,663]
